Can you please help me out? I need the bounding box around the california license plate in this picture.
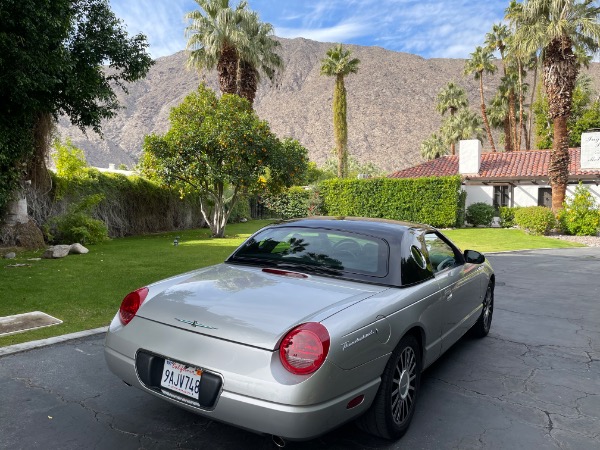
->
[160,359,202,399]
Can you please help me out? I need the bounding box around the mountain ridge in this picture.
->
[56,37,600,174]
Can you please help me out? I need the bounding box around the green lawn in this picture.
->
[0,223,583,347]
[443,228,583,253]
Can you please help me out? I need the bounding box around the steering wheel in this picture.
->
[333,239,361,258]
[437,257,455,272]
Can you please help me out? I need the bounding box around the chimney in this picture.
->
[581,131,600,169]
[108,163,115,170]
[459,140,482,175]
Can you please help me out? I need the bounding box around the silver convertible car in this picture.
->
[104,217,494,443]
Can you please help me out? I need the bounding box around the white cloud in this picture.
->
[110,0,191,58]
[109,0,507,59]
[276,20,371,43]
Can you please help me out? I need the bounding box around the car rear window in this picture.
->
[230,227,389,278]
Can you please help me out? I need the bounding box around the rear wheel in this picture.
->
[357,334,421,440]
[471,282,493,337]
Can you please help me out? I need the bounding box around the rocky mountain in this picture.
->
[56,37,600,174]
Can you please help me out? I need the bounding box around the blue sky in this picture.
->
[109,0,510,60]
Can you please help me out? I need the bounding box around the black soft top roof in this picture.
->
[229,217,438,287]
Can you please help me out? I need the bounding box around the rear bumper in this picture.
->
[105,346,379,440]
[104,316,383,440]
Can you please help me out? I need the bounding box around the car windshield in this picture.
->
[230,227,389,277]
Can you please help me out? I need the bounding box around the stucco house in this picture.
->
[389,133,600,210]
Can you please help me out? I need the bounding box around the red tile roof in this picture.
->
[388,148,600,180]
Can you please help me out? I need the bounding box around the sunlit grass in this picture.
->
[0,220,273,347]
[444,228,583,253]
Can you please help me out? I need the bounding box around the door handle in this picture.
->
[444,290,453,300]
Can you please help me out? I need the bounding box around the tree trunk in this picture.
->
[549,116,570,212]
[217,44,238,95]
[527,62,538,150]
[543,37,578,212]
[517,59,524,151]
[503,115,513,151]
[333,75,348,177]
[450,142,456,156]
[237,60,258,106]
[479,75,496,152]
[508,91,517,151]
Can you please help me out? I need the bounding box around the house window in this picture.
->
[538,188,552,208]
[493,186,510,209]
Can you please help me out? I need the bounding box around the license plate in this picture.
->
[160,359,202,399]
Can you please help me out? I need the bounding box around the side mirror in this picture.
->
[464,249,485,264]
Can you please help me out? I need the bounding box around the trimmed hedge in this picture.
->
[319,176,463,228]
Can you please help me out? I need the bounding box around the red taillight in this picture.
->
[279,322,330,375]
[119,287,149,325]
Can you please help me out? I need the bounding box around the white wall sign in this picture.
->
[581,132,600,169]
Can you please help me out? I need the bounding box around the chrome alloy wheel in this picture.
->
[391,346,417,425]
[482,286,493,332]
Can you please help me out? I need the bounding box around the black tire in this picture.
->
[357,334,421,440]
[471,282,494,338]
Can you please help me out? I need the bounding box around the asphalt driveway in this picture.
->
[1,248,599,449]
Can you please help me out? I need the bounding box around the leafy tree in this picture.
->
[320,44,360,178]
[52,138,88,178]
[533,75,599,148]
[420,134,448,160]
[509,0,600,211]
[464,46,498,152]
[436,82,468,155]
[141,84,307,237]
[558,183,600,235]
[570,101,600,141]
[0,0,152,216]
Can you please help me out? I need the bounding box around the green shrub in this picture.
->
[264,187,311,219]
[514,206,556,235]
[499,206,521,228]
[465,202,495,227]
[558,183,600,236]
[46,194,109,244]
[227,197,251,223]
[318,176,462,228]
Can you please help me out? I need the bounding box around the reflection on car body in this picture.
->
[104,217,495,443]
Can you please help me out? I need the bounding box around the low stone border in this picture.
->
[0,326,107,356]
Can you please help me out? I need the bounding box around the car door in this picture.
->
[424,232,481,352]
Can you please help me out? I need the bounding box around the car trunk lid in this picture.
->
[136,264,385,350]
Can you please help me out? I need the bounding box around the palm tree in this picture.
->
[488,91,511,150]
[509,0,600,211]
[185,0,248,95]
[486,23,520,151]
[436,82,468,155]
[236,11,283,105]
[320,44,360,178]
[485,23,511,74]
[464,46,498,152]
[420,133,447,160]
[440,108,485,151]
